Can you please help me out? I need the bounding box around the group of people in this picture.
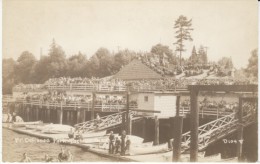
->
[13,84,46,92]
[21,91,92,104]
[20,147,73,162]
[108,130,131,156]
[3,112,23,123]
[45,77,126,91]
[180,97,239,113]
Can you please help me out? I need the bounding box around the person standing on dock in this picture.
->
[108,131,115,154]
[120,130,126,156]
[115,137,121,154]
[125,136,131,155]
[20,153,31,162]
[12,112,17,122]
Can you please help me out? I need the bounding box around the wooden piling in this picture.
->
[77,109,85,124]
[190,89,199,162]
[91,93,96,120]
[154,116,159,145]
[176,96,180,116]
[237,98,244,162]
[122,112,126,131]
[126,91,132,135]
[66,111,70,125]
[46,108,51,123]
[172,116,183,162]
[26,106,30,122]
[142,118,146,139]
[35,106,39,121]
[58,102,63,124]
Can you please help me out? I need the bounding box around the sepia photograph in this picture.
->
[2,0,258,162]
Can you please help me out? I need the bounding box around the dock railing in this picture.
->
[14,98,138,112]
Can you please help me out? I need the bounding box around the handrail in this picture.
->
[180,102,257,151]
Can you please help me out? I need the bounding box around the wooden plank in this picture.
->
[154,116,159,145]
[172,116,183,162]
[190,89,199,162]
[176,96,180,116]
[91,93,96,120]
[188,85,257,92]
[237,98,243,162]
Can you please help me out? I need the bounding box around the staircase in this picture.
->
[181,102,257,152]
[74,111,141,133]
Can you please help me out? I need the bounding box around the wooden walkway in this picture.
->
[3,124,238,162]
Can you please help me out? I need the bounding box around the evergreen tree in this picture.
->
[173,15,193,66]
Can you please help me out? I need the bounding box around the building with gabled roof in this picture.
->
[113,59,163,80]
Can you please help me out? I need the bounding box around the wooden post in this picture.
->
[26,106,30,122]
[237,98,243,162]
[142,117,146,139]
[190,89,199,162]
[46,108,51,123]
[172,116,183,162]
[176,96,180,116]
[77,109,85,124]
[154,116,159,145]
[91,92,96,120]
[35,106,39,121]
[126,91,132,135]
[58,102,63,124]
[67,111,71,125]
[121,112,126,131]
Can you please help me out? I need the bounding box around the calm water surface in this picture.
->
[2,128,117,162]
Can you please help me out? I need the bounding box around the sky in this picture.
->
[3,0,258,68]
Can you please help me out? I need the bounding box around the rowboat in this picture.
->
[128,143,169,155]
[97,135,145,150]
[80,134,120,144]
[81,130,107,138]
[199,153,221,162]
[162,151,205,162]
[13,121,42,127]
[41,124,75,134]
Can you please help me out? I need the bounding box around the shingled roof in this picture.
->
[113,59,163,80]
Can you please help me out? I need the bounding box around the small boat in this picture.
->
[128,143,169,155]
[133,141,153,148]
[199,153,221,162]
[162,151,205,162]
[41,124,75,134]
[81,130,107,138]
[13,121,42,127]
[91,135,144,150]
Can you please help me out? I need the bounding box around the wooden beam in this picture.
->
[91,92,96,120]
[126,91,132,135]
[237,98,244,162]
[154,116,159,145]
[173,116,183,162]
[188,85,257,93]
[131,109,161,113]
[176,96,180,116]
[190,89,199,162]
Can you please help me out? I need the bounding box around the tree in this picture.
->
[218,57,233,70]
[67,52,89,77]
[151,44,173,66]
[89,48,114,77]
[33,55,51,83]
[14,51,36,83]
[173,15,193,66]
[47,39,68,78]
[3,58,16,94]
[245,49,258,78]
[114,49,136,71]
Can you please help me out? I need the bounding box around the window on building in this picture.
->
[144,96,149,102]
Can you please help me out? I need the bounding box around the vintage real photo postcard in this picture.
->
[2,0,258,162]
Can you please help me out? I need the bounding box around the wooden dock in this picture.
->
[3,124,238,162]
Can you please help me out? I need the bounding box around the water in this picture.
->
[2,128,117,162]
